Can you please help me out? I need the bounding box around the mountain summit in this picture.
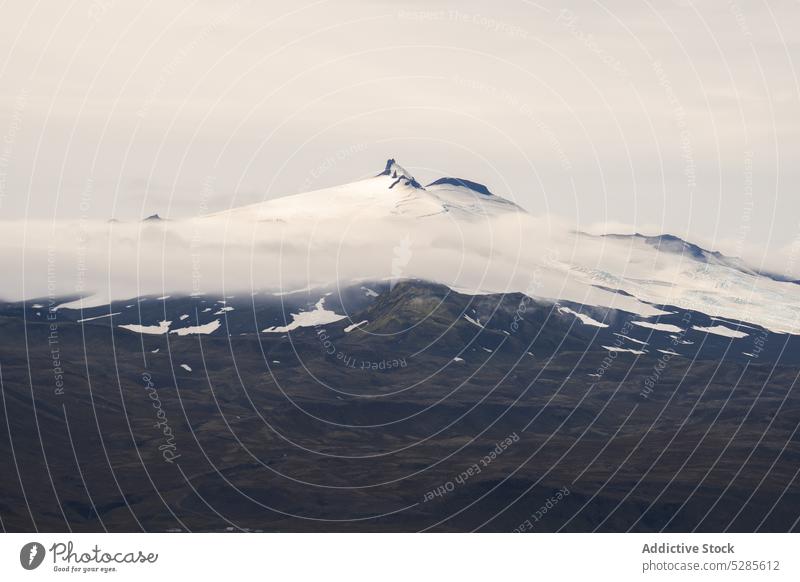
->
[377,159,496,198]
[212,158,524,223]
[378,158,423,189]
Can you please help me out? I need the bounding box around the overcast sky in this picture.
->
[1,0,799,260]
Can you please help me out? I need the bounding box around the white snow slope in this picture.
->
[4,158,800,334]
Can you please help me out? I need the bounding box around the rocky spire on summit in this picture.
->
[378,159,423,189]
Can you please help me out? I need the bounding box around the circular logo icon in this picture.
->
[19,542,46,570]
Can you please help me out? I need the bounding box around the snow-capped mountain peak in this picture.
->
[10,156,800,335]
[207,158,524,223]
[377,158,423,189]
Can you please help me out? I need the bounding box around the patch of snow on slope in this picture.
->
[77,312,120,323]
[692,325,749,339]
[558,306,609,328]
[55,295,112,310]
[261,297,345,333]
[119,320,171,335]
[344,320,368,333]
[464,314,484,328]
[170,320,222,336]
[602,345,647,355]
[613,333,648,346]
[632,321,684,333]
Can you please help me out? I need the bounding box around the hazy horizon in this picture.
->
[1,0,799,265]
